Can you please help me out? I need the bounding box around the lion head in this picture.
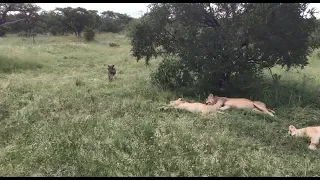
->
[288,125,297,136]
[205,94,218,105]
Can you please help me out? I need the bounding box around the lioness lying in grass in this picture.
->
[288,125,320,150]
[205,94,275,117]
[160,98,225,115]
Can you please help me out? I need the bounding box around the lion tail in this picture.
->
[267,108,275,114]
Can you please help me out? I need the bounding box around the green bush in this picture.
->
[151,56,194,90]
[0,26,10,37]
[83,26,95,41]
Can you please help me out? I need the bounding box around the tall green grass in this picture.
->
[0,33,320,176]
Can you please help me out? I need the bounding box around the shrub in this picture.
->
[151,56,194,90]
[0,26,11,37]
[83,26,95,41]
[109,43,120,47]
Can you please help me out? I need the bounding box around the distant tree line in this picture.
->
[0,3,136,37]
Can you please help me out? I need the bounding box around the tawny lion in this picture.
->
[205,94,275,117]
[288,125,320,150]
[161,98,225,115]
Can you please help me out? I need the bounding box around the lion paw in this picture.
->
[158,106,170,111]
[308,144,317,150]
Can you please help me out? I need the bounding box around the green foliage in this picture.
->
[130,3,319,93]
[7,11,66,36]
[40,12,69,36]
[309,19,320,49]
[0,26,10,37]
[100,11,134,33]
[1,4,135,37]
[125,18,141,36]
[53,7,96,38]
[109,43,120,47]
[83,26,95,41]
[0,4,41,36]
[15,4,41,36]
[151,56,194,90]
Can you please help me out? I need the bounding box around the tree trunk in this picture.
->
[29,28,32,37]
[73,30,78,38]
[28,28,31,37]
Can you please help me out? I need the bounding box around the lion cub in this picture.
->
[165,98,225,115]
[205,94,275,116]
[288,125,320,150]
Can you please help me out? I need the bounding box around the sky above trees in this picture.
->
[35,3,149,18]
[35,3,320,18]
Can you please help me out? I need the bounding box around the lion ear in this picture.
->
[209,94,214,97]
[289,125,296,130]
[179,98,184,101]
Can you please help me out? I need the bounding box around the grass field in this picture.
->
[1,33,320,176]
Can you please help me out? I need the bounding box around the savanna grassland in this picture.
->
[1,33,320,176]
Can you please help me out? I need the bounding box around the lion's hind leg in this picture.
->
[219,105,231,111]
[252,108,262,113]
[309,136,319,150]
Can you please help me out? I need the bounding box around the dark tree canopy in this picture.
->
[15,3,41,36]
[53,7,96,38]
[310,19,320,48]
[0,3,29,36]
[38,11,69,36]
[1,4,135,37]
[0,3,27,26]
[129,3,319,92]
[100,10,133,33]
